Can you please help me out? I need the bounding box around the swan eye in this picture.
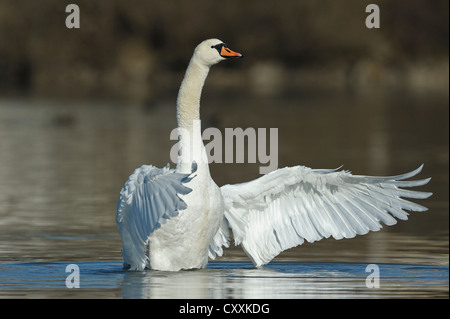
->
[211,43,224,53]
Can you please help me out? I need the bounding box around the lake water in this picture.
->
[0,261,448,299]
[0,92,448,299]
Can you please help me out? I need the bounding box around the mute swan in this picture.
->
[116,39,432,271]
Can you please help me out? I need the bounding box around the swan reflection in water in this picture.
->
[119,262,353,299]
[118,261,447,299]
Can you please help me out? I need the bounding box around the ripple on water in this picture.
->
[0,261,447,298]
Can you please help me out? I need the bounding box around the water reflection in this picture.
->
[0,261,447,298]
[120,261,448,298]
[121,264,331,299]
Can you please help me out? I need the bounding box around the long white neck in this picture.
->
[176,57,210,174]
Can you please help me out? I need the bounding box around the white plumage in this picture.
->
[116,164,195,270]
[220,165,431,266]
[116,39,432,271]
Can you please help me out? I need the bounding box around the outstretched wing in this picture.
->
[220,164,432,267]
[116,164,196,270]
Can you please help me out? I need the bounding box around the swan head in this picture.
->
[193,38,243,67]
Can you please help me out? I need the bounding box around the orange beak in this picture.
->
[220,46,243,58]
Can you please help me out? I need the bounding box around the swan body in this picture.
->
[116,39,432,271]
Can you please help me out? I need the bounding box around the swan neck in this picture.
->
[176,59,210,130]
[176,58,210,173]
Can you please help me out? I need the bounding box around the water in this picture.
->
[0,261,448,298]
[0,93,448,298]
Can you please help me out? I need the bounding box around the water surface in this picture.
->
[0,261,448,298]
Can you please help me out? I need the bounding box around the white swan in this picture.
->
[116,39,432,271]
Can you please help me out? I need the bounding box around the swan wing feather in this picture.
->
[220,164,432,267]
[208,217,230,259]
[116,164,195,270]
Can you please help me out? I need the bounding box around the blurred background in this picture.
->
[0,0,448,282]
[0,0,448,101]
